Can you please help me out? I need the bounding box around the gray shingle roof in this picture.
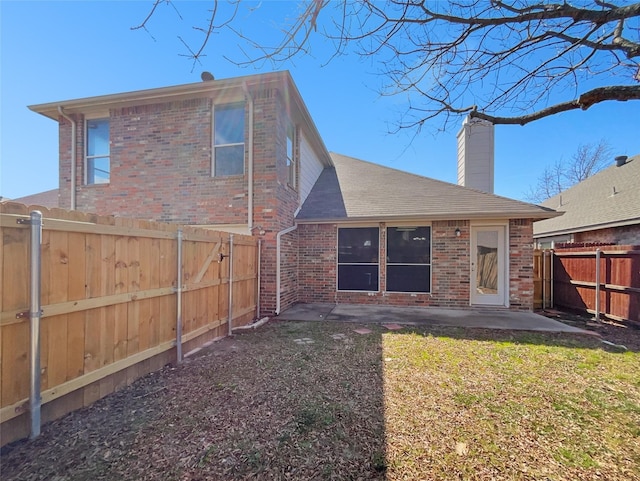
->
[7,189,60,208]
[534,155,640,237]
[296,153,558,222]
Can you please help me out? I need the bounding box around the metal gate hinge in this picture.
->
[16,309,44,319]
[17,218,38,225]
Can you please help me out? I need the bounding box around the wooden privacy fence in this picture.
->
[0,202,258,446]
[533,249,553,309]
[553,244,640,324]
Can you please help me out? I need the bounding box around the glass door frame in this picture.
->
[470,223,508,307]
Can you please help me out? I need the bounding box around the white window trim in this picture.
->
[336,225,381,293]
[84,117,110,185]
[211,103,245,177]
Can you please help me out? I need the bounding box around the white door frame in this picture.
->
[470,223,508,307]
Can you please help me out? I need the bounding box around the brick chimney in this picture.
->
[457,116,495,193]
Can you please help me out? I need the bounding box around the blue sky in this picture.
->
[1,1,638,202]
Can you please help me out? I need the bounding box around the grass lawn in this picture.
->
[2,320,639,480]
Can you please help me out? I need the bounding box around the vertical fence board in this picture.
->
[67,233,86,382]
[1,222,29,407]
[1,324,29,406]
[113,234,129,364]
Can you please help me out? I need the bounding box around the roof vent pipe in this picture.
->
[615,155,628,167]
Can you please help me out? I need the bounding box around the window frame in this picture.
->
[385,225,432,294]
[212,102,246,177]
[85,117,110,185]
[336,226,380,292]
[286,124,297,190]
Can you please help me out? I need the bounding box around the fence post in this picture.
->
[228,234,234,336]
[594,248,601,322]
[28,210,43,439]
[176,229,183,363]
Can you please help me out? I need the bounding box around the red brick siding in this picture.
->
[279,230,299,311]
[574,225,640,245]
[508,219,534,310]
[298,224,337,303]
[298,220,535,310]
[299,221,471,308]
[58,113,84,210]
[57,87,301,317]
[65,99,249,224]
[251,88,300,315]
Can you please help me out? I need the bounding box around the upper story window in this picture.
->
[213,103,245,176]
[286,124,297,189]
[86,118,110,184]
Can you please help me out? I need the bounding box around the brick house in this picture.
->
[29,71,558,315]
[534,154,640,247]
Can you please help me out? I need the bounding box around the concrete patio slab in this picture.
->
[277,303,593,334]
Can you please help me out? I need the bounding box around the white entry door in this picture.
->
[470,225,507,306]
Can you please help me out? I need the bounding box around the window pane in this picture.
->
[387,227,431,264]
[476,231,499,293]
[215,145,244,176]
[88,157,110,184]
[387,265,430,293]
[287,129,294,164]
[215,105,245,145]
[338,265,379,291]
[87,119,109,156]
[338,228,379,263]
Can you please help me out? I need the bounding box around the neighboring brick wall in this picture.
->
[58,113,83,210]
[574,225,640,245]
[508,219,534,310]
[298,220,535,310]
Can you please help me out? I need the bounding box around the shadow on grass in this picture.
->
[0,320,390,480]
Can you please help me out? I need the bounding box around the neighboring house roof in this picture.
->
[5,189,60,208]
[297,153,559,223]
[534,155,640,238]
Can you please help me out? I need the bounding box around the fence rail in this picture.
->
[0,202,258,446]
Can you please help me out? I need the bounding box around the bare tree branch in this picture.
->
[133,0,640,130]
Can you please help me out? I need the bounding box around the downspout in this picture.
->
[242,82,254,232]
[276,225,297,315]
[57,106,76,210]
